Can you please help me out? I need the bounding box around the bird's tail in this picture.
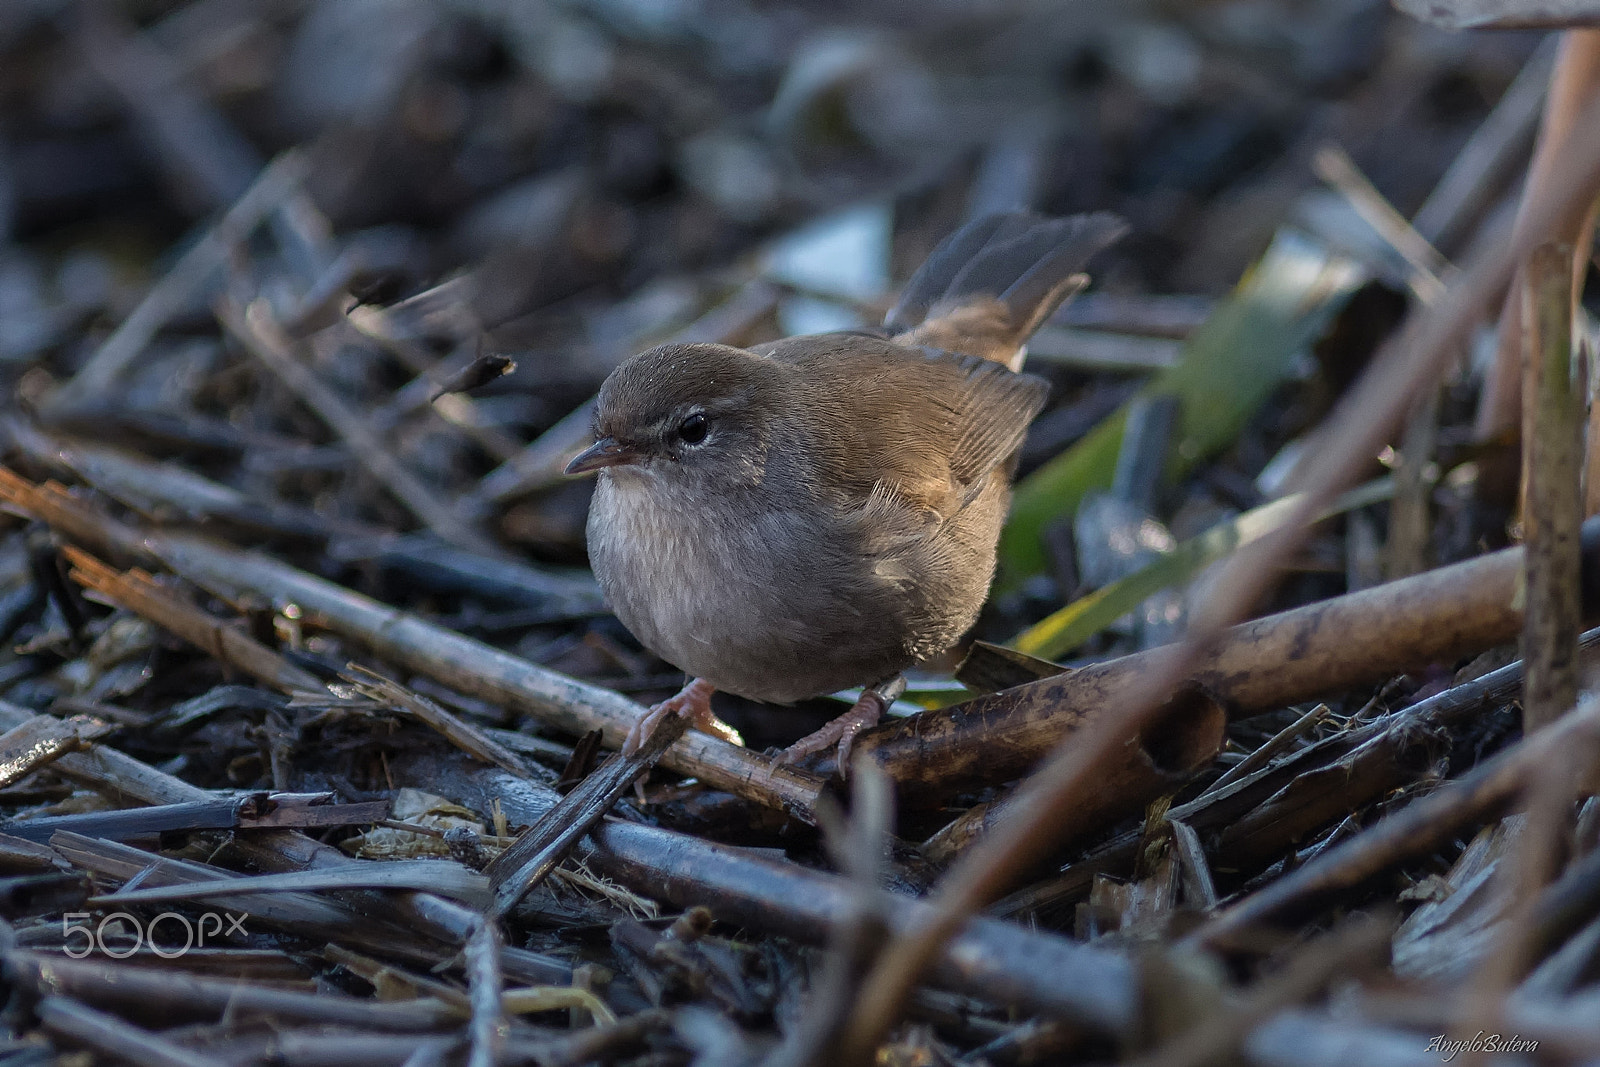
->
[885,211,1126,370]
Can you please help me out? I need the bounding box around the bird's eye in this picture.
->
[677,413,709,445]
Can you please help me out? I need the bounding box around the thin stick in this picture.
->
[38,997,216,1067]
[1201,703,1330,798]
[1314,143,1450,301]
[220,298,501,556]
[1477,30,1600,441]
[1168,819,1217,912]
[1457,708,1600,1065]
[1521,241,1584,730]
[10,953,463,1031]
[1412,38,1556,248]
[1465,240,1594,1041]
[1387,385,1440,579]
[465,921,505,1067]
[48,152,308,410]
[1129,914,1393,1067]
[467,396,597,516]
[346,667,535,779]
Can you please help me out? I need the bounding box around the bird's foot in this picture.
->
[623,678,742,756]
[775,683,897,772]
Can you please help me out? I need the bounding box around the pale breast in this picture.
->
[585,469,945,703]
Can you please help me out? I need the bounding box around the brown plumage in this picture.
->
[566,211,1126,759]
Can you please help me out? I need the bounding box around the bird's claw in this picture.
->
[622,678,742,757]
[773,690,888,775]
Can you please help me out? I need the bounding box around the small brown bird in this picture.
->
[566,212,1125,763]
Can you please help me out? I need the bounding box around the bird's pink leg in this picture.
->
[775,676,905,771]
[622,677,743,755]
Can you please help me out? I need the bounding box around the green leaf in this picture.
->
[1011,477,1396,660]
[1000,229,1366,581]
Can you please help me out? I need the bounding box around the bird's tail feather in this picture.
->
[886,211,1126,369]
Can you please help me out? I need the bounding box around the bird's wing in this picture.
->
[760,333,1048,520]
[885,211,1126,370]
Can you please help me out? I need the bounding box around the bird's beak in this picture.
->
[564,437,641,475]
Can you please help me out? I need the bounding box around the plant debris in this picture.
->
[0,3,1596,1064]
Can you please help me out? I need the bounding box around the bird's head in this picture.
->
[565,342,780,491]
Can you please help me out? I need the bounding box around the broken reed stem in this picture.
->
[0,471,157,569]
[467,397,597,517]
[763,764,898,1067]
[1521,241,1584,731]
[1386,386,1439,580]
[1589,343,1600,516]
[1200,702,1330,798]
[483,712,689,919]
[465,921,505,1067]
[1411,39,1555,250]
[10,953,464,1031]
[60,546,325,696]
[347,667,535,779]
[0,701,211,806]
[37,998,215,1067]
[839,87,1600,1061]
[0,715,113,790]
[858,523,1597,801]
